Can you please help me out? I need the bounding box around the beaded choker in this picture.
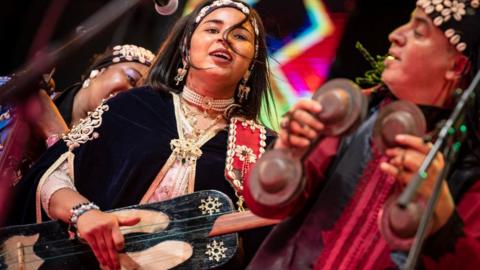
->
[181,86,234,112]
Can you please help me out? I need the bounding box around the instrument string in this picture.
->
[1,223,229,268]
[0,209,237,266]
[0,209,232,258]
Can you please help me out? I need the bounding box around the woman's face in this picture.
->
[86,62,149,110]
[187,7,256,93]
[381,8,460,107]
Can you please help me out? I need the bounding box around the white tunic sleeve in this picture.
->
[40,160,77,218]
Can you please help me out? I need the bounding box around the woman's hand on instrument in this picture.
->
[76,210,140,270]
[275,100,325,156]
[379,134,454,231]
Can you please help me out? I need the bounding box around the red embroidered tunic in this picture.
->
[245,110,480,269]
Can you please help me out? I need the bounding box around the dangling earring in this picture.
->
[175,64,188,85]
[238,70,251,103]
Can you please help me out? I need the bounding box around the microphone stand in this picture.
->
[402,144,456,270]
[397,70,480,269]
[398,69,480,208]
[0,0,146,104]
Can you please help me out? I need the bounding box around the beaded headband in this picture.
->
[186,0,260,60]
[185,0,260,86]
[97,44,155,69]
[177,1,261,90]
[417,0,480,53]
[195,0,259,36]
[82,44,155,89]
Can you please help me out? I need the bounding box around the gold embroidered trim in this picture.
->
[140,93,221,203]
[170,138,203,164]
[62,99,109,151]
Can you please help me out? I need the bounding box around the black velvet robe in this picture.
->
[7,86,274,264]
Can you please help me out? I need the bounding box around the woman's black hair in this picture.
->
[146,0,275,123]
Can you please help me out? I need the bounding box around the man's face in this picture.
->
[382,8,460,107]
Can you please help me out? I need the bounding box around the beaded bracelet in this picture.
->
[69,202,100,226]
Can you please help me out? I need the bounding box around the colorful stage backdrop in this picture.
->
[184,0,349,127]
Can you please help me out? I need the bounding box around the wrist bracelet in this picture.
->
[69,202,100,225]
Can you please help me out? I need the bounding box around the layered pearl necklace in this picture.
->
[180,97,225,140]
[181,85,235,112]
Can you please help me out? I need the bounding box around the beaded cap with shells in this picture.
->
[417,0,480,53]
[81,44,155,89]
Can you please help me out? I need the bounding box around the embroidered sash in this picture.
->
[225,118,267,210]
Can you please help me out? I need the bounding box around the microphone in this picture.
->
[248,79,368,209]
[153,0,178,15]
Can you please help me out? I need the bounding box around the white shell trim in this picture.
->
[224,117,267,193]
[416,0,479,52]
